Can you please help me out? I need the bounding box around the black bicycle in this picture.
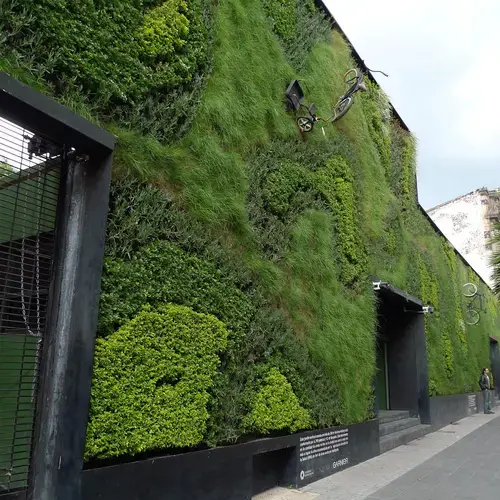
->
[331,69,367,122]
[284,79,319,133]
[463,283,485,325]
[285,66,388,133]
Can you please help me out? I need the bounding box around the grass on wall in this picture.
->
[90,0,500,441]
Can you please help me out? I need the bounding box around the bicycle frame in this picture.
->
[468,292,485,312]
[339,70,366,100]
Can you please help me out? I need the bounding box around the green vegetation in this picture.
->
[98,241,254,337]
[242,368,312,434]
[2,0,499,463]
[86,304,228,459]
[491,223,500,297]
[0,336,37,489]
[0,0,212,141]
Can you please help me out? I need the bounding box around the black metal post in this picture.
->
[28,153,113,500]
[0,71,115,500]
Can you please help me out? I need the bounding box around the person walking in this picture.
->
[479,368,494,414]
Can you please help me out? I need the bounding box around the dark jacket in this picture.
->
[479,374,491,391]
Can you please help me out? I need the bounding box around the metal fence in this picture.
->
[0,71,114,500]
[0,116,62,493]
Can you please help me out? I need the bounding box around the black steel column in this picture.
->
[28,154,113,500]
[414,314,430,424]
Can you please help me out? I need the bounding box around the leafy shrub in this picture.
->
[262,162,313,216]
[262,0,332,70]
[262,0,297,40]
[242,368,312,434]
[98,241,254,337]
[0,0,211,141]
[312,156,367,288]
[205,299,344,446]
[362,81,392,180]
[86,304,228,459]
[138,1,190,61]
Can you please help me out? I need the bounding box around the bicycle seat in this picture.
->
[357,80,367,92]
[285,80,305,111]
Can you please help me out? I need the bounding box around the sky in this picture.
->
[325,0,500,209]
[0,117,36,172]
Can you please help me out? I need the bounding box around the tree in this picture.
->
[0,157,13,174]
[489,222,500,296]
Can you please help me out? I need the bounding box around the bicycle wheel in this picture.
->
[463,282,478,297]
[296,116,314,132]
[332,97,354,123]
[465,308,480,326]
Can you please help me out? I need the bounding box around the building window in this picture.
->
[486,244,493,251]
[484,231,491,239]
[481,199,488,205]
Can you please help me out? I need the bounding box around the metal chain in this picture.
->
[32,166,42,402]
[19,133,43,402]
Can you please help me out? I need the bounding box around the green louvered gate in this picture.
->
[0,116,61,494]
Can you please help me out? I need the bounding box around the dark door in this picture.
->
[376,341,388,410]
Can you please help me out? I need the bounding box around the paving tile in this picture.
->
[303,412,500,500]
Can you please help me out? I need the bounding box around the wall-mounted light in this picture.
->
[372,281,388,291]
[407,305,435,315]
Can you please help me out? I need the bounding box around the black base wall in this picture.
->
[252,447,295,496]
[428,391,496,430]
[82,420,379,500]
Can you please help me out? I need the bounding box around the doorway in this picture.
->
[375,341,389,410]
[490,337,500,397]
[374,280,430,421]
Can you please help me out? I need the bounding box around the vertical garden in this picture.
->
[1,0,498,461]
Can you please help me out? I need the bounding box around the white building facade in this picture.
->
[427,188,500,288]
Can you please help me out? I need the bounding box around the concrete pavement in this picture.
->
[254,411,500,500]
[303,411,500,500]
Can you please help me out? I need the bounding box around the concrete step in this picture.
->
[379,416,421,437]
[379,410,411,425]
[380,423,432,454]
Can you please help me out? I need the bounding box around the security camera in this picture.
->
[423,306,434,315]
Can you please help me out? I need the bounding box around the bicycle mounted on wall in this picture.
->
[463,283,486,325]
[285,66,388,134]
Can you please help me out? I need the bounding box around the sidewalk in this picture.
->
[255,411,500,500]
[303,411,500,500]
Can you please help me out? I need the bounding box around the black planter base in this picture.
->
[82,420,379,500]
[428,391,496,430]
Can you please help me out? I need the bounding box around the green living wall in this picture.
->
[2,0,499,460]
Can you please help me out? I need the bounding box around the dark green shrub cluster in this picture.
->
[105,178,253,287]
[86,304,228,459]
[0,0,212,141]
[312,156,367,287]
[262,0,332,70]
[98,241,254,337]
[362,81,392,181]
